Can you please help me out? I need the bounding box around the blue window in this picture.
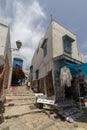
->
[43,44,47,57]
[63,35,75,54]
[35,70,39,79]
[41,38,48,57]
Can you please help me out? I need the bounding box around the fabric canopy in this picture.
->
[66,63,87,75]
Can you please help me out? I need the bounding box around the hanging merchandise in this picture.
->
[60,66,72,87]
[84,75,87,98]
[76,69,84,82]
[84,75,87,84]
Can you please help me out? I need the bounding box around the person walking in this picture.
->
[26,81,31,90]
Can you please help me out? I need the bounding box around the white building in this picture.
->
[30,20,84,98]
[0,19,12,89]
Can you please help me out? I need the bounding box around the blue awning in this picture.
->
[66,63,87,75]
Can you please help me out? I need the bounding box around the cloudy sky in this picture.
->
[0,0,87,69]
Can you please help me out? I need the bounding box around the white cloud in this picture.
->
[30,1,45,17]
[0,0,46,69]
[10,0,46,46]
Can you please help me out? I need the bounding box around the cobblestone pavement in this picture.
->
[0,86,87,130]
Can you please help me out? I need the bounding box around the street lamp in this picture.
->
[9,40,22,51]
[16,40,22,50]
[0,40,22,51]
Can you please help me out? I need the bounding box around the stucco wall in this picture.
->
[32,23,53,80]
[52,21,84,62]
[0,21,8,55]
[0,20,12,88]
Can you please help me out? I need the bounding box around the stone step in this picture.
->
[4,106,42,119]
[6,97,35,100]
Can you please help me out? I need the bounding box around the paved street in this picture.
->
[0,86,87,130]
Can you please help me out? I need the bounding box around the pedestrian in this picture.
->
[26,81,31,90]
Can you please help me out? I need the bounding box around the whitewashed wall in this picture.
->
[52,21,84,62]
[32,23,53,80]
[0,19,12,88]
